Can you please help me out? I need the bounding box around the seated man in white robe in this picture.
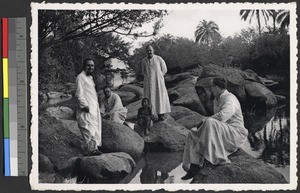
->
[181,76,248,180]
[100,86,127,124]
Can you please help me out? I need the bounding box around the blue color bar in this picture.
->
[4,138,11,176]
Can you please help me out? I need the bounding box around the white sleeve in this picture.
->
[75,76,89,109]
[159,57,167,75]
[211,98,236,122]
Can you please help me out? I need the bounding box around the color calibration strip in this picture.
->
[2,18,28,176]
[2,17,10,176]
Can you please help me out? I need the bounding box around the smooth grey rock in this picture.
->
[192,149,287,183]
[46,106,74,120]
[102,120,144,160]
[143,116,189,151]
[80,152,136,182]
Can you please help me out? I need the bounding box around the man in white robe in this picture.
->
[141,45,171,121]
[100,86,127,124]
[75,58,102,156]
[181,76,248,180]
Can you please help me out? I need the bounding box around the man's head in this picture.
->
[103,86,112,98]
[145,44,154,59]
[210,76,227,98]
[142,97,150,107]
[83,58,95,75]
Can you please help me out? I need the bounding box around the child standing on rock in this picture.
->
[137,98,154,136]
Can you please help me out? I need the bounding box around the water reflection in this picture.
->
[244,105,290,167]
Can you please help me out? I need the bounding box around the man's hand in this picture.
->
[191,127,198,132]
[81,106,89,113]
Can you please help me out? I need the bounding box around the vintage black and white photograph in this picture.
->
[30,2,297,191]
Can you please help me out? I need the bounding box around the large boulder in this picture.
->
[196,65,278,114]
[143,116,189,152]
[46,106,75,120]
[114,90,136,106]
[125,99,142,120]
[170,105,201,120]
[176,114,206,130]
[39,173,64,183]
[173,92,207,115]
[165,72,196,88]
[39,113,82,165]
[144,151,183,173]
[192,149,287,183]
[59,119,81,137]
[47,91,73,105]
[168,86,196,102]
[56,157,79,179]
[118,84,144,100]
[39,154,55,173]
[167,74,197,102]
[78,152,136,183]
[102,120,144,160]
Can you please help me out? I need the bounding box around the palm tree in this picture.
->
[267,10,280,32]
[240,9,270,36]
[276,10,290,29]
[195,20,221,46]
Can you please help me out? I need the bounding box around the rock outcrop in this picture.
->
[192,149,287,183]
[102,120,144,160]
[46,106,75,120]
[141,116,189,152]
[78,152,136,183]
[195,65,278,114]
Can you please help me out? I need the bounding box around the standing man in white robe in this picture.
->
[75,58,102,156]
[100,86,127,124]
[140,45,171,121]
[181,76,248,180]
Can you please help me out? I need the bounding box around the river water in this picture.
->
[111,74,290,184]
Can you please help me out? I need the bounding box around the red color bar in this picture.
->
[2,18,8,58]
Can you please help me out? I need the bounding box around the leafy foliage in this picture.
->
[39,9,167,88]
[128,35,208,74]
[39,9,167,52]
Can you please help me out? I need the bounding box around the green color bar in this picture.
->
[4,98,9,138]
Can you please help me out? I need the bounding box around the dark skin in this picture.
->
[102,87,112,119]
[81,60,95,113]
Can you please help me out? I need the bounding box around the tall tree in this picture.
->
[240,9,270,36]
[267,10,280,32]
[276,10,290,29]
[39,10,167,53]
[194,20,221,46]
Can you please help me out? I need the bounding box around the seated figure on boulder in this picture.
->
[100,86,127,124]
[137,98,154,136]
[181,76,248,180]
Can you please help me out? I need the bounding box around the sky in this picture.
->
[113,9,262,69]
[125,9,265,50]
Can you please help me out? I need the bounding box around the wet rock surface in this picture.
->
[192,149,287,183]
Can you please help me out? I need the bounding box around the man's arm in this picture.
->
[75,76,89,112]
[158,56,167,75]
[211,98,235,122]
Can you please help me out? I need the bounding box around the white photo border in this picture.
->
[30,2,298,191]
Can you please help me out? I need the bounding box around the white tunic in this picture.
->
[100,92,127,124]
[183,90,248,166]
[75,71,102,149]
[141,54,171,115]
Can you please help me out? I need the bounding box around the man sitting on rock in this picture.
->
[100,86,127,124]
[181,76,248,180]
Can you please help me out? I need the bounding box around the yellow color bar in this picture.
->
[3,58,9,98]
